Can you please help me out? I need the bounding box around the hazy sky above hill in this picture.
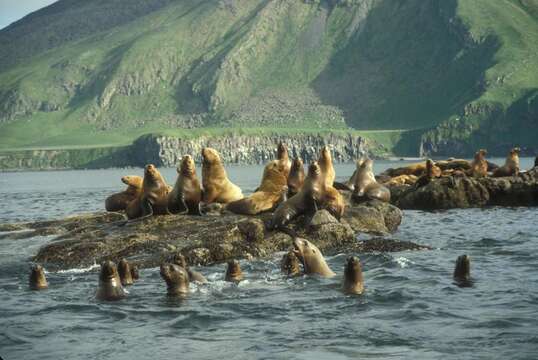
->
[0,0,56,30]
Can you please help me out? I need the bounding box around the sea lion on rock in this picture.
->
[468,149,488,178]
[118,258,134,286]
[226,160,288,215]
[287,157,305,197]
[168,155,203,215]
[225,260,244,282]
[492,147,521,177]
[317,146,345,219]
[126,164,171,220]
[96,261,126,301]
[105,175,143,212]
[453,254,472,287]
[384,174,418,186]
[318,146,336,188]
[352,158,390,203]
[334,158,363,191]
[342,256,364,295]
[292,238,335,278]
[160,263,190,297]
[277,142,292,178]
[414,159,442,188]
[201,147,243,204]
[29,264,48,290]
[281,251,302,277]
[172,253,208,284]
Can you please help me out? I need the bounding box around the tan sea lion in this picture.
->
[414,159,442,188]
[334,158,363,191]
[201,147,243,204]
[29,264,48,290]
[225,260,244,282]
[352,158,390,203]
[287,157,305,197]
[492,147,520,177]
[269,161,323,230]
[320,186,345,220]
[126,164,171,220]
[118,258,134,286]
[281,251,302,277]
[384,174,418,186]
[226,160,288,215]
[96,261,126,301]
[168,155,203,216]
[453,254,472,287]
[277,142,292,177]
[342,256,364,295]
[292,238,335,278]
[105,175,143,212]
[468,149,488,178]
[382,162,426,177]
[172,253,208,284]
[318,146,335,188]
[160,263,190,297]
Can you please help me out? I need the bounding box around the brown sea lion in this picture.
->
[453,255,472,287]
[130,265,139,280]
[96,261,126,301]
[292,238,335,278]
[318,146,336,188]
[383,162,426,177]
[342,256,364,295]
[172,254,208,284]
[225,260,244,282]
[201,147,243,204]
[277,142,292,177]
[226,160,288,215]
[414,159,442,188]
[269,161,323,230]
[126,164,171,220]
[281,251,302,277]
[118,258,134,286]
[168,155,203,216]
[29,264,48,290]
[105,175,143,212]
[468,149,488,178]
[334,158,363,191]
[492,147,521,177]
[287,157,305,197]
[160,263,190,297]
[320,186,345,220]
[352,158,390,203]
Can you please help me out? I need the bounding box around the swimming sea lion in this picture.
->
[105,175,143,212]
[287,157,305,197]
[201,147,243,204]
[281,251,302,277]
[269,161,323,230]
[226,160,288,215]
[492,147,520,177]
[352,158,391,203]
[96,261,126,301]
[118,258,134,286]
[292,238,335,278]
[468,149,488,178]
[172,253,208,284]
[160,263,190,297]
[453,254,472,287]
[126,164,171,220]
[130,265,140,280]
[29,264,48,290]
[225,259,244,282]
[277,142,292,178]
[168,155,203,216]
[342,256,364,295]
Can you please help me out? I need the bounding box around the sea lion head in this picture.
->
[277,142,288,160]
[356,157,365,169]
[160,263,189,295]
[320,146,332,162]
[179,155,196,176]
[29,264,48,290]
[225,259,243,282]
[360,158,373,171]
[201,147,221,166]
[292,238,319,268]
[121,175,143,188]
[130,265,140,280]
[281,251,301,277]
[453,254,470,280]
[172,253,189,269]
[99,260,120,282]
[479,149,488,157]
[308,161,322,178]
[426,159,435,169]
[510,147,521,156]
[117,258,134,286]
[291,157,303,172]
[344,256,363,283]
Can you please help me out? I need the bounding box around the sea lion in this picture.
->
[287,157,305,197]
[468,149,488,178]
[126,164,171,220]
[96,261,126,301]
[172,253,208,284]
[160,263,190,297]
[269,161,323,230]
[414,159,442,188]
[318,146,335,188]
[226,160,288,215]
[352,158,390,203]
[292,238,335,278]
[29,264,48,290]
[320,186,345,220]
[168,155,203,216]
[201,147,243,204]
[492,147,521,177]
[277,142,292,178]
[453,254,472,287]
[334,158,363,191]
[105,175,143,212]
[342,256,364,295]
[281,251,302,277]
[130,265,139,280]
[225,259,244,282]
[384,174,418,186]
[118,258,134,286]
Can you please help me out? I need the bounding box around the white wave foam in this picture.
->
[51,262,100,274]
[395,257,414,268]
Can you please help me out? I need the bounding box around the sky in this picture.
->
[0,0,57,30]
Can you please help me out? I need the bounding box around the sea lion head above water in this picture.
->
[117,258,134,286]
[343,256,364,295]
[160,263,190,297]
[281,251,302,277]
[96,261,126,301]
[225,260,244,282]
[172,253,208,284]
[453,254,470,280]
[29,264,48,290]
[292,238,335,278]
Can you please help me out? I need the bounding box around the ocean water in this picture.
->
[1,158,537,360]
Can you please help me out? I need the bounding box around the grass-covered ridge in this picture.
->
[0,0,537,155]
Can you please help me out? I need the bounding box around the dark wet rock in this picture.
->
[333,238,432,253]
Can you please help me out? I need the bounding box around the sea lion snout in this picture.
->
[100,260,119,280]
[29,264,48,290]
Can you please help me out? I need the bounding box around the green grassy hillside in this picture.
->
[0,0,536,155]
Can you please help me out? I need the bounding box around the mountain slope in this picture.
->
[0,0,537,155]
